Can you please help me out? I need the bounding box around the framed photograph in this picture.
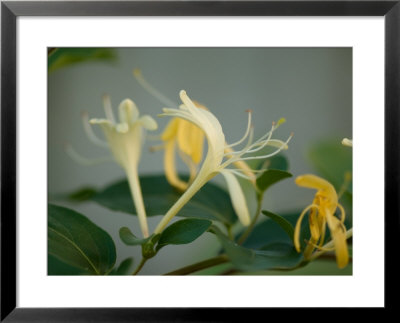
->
[1,0,398,320]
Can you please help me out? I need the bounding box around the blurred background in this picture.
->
[48,47,352,275]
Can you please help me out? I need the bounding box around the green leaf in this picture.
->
[92,175,237,225]
[109,258,134,275]
[156,219,212,251]
[308,139,352,192]
[240,212,303,250]
[247,153,289,172]
[48,48,117,73]
[119,227,152,246]
[262,210,295,243]
[256,169,292,193]
[211,226,302,271]
[48,254,90,275]
[48,204,116,275]
[67,187,97,202]
[259,154,289,171]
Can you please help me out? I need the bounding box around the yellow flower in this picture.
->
[294,174,349,268]
[153,90,291,234]
[160,102,206,191]
[89,97,158,238]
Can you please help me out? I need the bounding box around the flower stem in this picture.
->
[237,194,263,245]
[153,178,204,234]
[126,166,149,238]
[132,258,147,275]
[164,255,229,275]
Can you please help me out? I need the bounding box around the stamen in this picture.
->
[64,143,112,166]
[237,133,292,161]
[220,127,255,168]
[221,127,255,167]
[102,94,116,124]
[226,110,253,148]
[81,112,108,148]
[223,169,254,181]
[242,123,275,154]
[133,69,178,108]
[246,121,276,147]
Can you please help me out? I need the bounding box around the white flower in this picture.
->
[89,97,157,238]
[342,138,353,147]
[153,90,291,234]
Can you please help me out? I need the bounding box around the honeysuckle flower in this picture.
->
[153,90,291,234]
[89,96,158,238]
[342,138,353,147]
[294,174,349,269]
[134,68,256,190]
[159,102,206,191]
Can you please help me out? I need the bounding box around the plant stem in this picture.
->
[153,177,205,234]
[237,194,263,245]
[164,255,229,275]
[126,166,149,238]
[132,258,147,275]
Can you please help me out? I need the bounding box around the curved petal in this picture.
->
[309,208,320,241]
[161,118,180,141]
[177,119,204,164]
[325,207,349,268]
[138,115,158,130]
[294,204,318,252]
[102,94,116,123]
[89,118,113,126]
[220,170,251,226]
[118,99,139,124]
[295,174,338,207]
[116,122,129,133]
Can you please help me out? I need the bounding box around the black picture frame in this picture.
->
[1,0,399,321]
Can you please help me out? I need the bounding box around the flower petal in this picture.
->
[118,99,139,124]
[116,122,129,133]
[138,115,158,130]
[294,204,318,252]
[89,118,112,126]
[325,207,349,268]
[161,118,180,141]
[220,170,251,226]
[295,174,338,207]
[309,208,320,241]
[177,119,204,164]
